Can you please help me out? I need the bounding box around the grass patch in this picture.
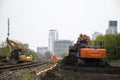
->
[19,62,55,80]
[110,59,120,63]
[105,55,120,63]
[19,71,35,80]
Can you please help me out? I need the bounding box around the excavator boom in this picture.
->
[6,38,21,53]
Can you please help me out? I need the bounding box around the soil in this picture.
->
[32,61,120,80]
[0,61,120,80]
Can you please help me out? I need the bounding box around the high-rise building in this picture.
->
[48,30,58,54]
[54,40,73,57]
[92,31,102,40]
[106,20,118,34]
[37,47,48,54]
[22,44,29,49]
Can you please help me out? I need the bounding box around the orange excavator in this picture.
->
[62,34,108,66]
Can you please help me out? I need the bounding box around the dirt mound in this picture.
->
[33,60,120,80]
[30,59,120,80]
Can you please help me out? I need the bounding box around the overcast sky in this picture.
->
[0,0,120,51]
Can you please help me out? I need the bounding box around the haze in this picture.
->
[0,0,120,51]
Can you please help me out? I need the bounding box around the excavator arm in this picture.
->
[6,37,21,53]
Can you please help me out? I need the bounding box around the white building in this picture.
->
[92,32,102,40]
[22,44,29,49]
[106,20,118,34]
[48,30,58,54]
[37,47,48,54]
[54,40,73,57]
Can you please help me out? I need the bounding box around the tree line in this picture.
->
[93,34,120,61]
[0,41,37,60]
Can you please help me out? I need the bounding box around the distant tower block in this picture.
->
[48,30,58,54]
[106,20,118,34]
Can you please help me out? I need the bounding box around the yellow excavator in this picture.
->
[6,38,33,62]
[6,18,32,62]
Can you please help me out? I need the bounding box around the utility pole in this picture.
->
[7,18,10,38]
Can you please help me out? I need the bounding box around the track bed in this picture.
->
[35,61,120,80]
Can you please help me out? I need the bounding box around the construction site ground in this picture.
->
[33,60,120,80]
[0,60,120,80]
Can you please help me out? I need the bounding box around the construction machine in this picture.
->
[62,34,108,66]
[6,38,33,62]
[5,18,32,63]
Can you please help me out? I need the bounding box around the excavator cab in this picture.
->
[11,49,23,60]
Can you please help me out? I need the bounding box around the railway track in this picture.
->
[0,61,55,80]
[0,61,48,72]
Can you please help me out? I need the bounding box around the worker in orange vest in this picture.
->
[52,55,57,63]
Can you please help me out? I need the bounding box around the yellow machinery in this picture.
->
[6,38,32,62]
[5,18,32,62]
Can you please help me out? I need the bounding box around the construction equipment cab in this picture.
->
[6,38,32,62]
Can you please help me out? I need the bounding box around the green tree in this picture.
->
[0,41,10,57]
[61,51,68,58]
[93,34,120,60]
[0,47,10,57]
[0,40,38,59]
